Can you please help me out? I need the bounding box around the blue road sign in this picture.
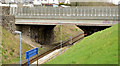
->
[26,47,38,66]
[70,36,72,39]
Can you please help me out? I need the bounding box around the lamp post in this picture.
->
[58,22,62,51]
[70,36,72,45]
[61,22,62,51]
[15,31,21,66]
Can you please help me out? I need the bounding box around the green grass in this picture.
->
[2,28,33,64]
[54,25,83,44]
[46,24,118,64]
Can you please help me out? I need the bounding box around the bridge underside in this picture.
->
[78,26,111,36]
[15,19,118,26]
[16,25,55,45]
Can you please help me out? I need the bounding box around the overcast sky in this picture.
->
[112,0,120,4]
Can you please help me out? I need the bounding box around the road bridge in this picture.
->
[10,6,118,26]
[2,6,119,45]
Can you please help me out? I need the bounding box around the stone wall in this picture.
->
[2,6,16,33]
[16,25,55,45]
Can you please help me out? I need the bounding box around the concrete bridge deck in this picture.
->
[15,18,118,26]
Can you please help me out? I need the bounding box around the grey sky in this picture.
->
[112,0,120,4]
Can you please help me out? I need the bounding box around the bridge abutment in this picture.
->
[16,25,55,45]
[2,7,16,33]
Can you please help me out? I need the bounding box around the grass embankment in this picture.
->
[46,24,118,64]
[1,25,82,64]
[1,28,33,64]
[54,25,83,44]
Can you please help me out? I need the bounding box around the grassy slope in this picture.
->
[46,24,118,64]
[1,25,83,63]
[54,25,83,44]
[1,28,33,64]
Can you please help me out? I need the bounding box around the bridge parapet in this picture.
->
[10,6,118,20]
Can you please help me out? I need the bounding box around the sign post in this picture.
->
[70,36,72,45]
[26,47,38,66]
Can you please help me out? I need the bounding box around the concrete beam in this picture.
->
[15,19,118,26]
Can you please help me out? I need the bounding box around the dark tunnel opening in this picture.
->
[77,26,111,37]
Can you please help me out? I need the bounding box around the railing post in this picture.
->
[20,7,22,16]
[102,8,104,16]
[110,8,111,16]
[15,7,17,15]
[21,7,23,15]
[10,7,12,15]
[84,8,86,16]
[25,7,26,16]
[19,7,21,15]
[80,8,82,16]
[35,7,36,16]
[39,7,40,16]
[30,7,32,16]
[75,7,77,16]
[98,9,100,16]
[106,8,107,16]
[26,7,28,16]
[18,7,19,15]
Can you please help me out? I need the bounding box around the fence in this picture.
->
[10,6,118,20]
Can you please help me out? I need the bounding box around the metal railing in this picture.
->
[10,6,118,20]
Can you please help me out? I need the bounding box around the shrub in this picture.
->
[59,3,65,6]
[59,3,71,6]
[10,51,13,56]
[65,4,71,6]
[12,48,15,52]
[4,55,7,59]
[75,29,78,31]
